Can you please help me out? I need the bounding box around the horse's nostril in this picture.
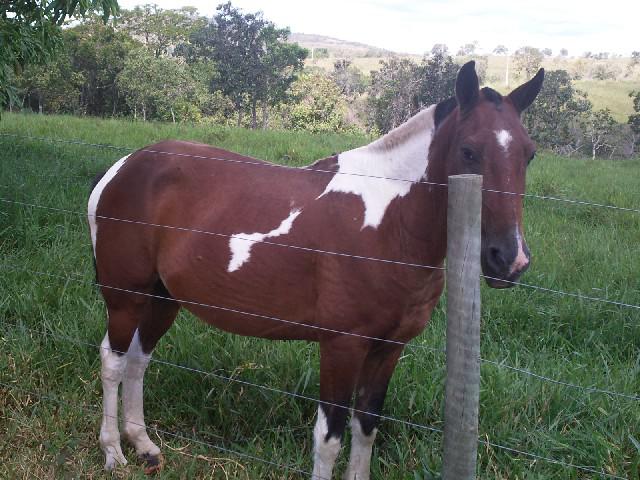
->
[489,246,503,265]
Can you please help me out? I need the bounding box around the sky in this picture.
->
[117,0,636,57]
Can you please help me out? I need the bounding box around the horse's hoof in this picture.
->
[103,445,128,470]
[140,452,164,475]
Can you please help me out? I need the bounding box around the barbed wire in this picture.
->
[3,262,640,403]
[2,132,639,213]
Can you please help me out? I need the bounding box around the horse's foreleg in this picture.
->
[344,343,404,480]
[312,337,368,480]
[99,331,129,470]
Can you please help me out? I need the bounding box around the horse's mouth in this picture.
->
[481,261,529,289]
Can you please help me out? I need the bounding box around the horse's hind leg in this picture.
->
[122,281,179,474]
[99,292,141,470]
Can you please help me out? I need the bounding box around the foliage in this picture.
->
[281,70,352,133]
[117,49,200,122]
[456,41,478,56]
[0,0,119,111]
[523,69,592,154]
[583,108,617,159]
[367,58,420,133]
[628,90,640,136]
[331,60,366,98]
[513,46,543,78]
[118,4,205,58]
[189,2,307,128]
[368,52,458,133]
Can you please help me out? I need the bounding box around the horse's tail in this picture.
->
[89,171,107,285]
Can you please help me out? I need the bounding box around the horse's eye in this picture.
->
[461,147,476,163]
[527,151,536,165]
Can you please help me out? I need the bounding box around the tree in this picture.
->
[431,44,449,56]
[559,48,569,57]
[523,69,592,153]
[493,45,510,86]
[583,108,616,159]
[542,48,553,57]
[513,46,543,78]
[281,70,351,133]
[631,52,640,67]
[0,0,118,111]
[331,60,365,98]
[629,91,640,136]
[456,41,478,56]
[118,5,205,58]
[117,48,198,122]
[368,58,420,133]
[367,51,458,133]
[189,2,306,128]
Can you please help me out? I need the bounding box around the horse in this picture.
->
[87,61,543,479]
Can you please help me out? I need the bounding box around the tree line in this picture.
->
[2,1,639,158]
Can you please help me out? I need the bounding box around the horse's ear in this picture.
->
[455,61,479,113]
[508,68,545,114]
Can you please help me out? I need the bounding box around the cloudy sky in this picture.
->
[117,0,636,56]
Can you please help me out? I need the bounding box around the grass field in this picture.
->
[1,112,640,479]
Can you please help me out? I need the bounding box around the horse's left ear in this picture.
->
[508,68,545,114]
[455,61,479,113]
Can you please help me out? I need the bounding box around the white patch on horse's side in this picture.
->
[510,226,529,274]
[227,209,302,272]
[311,406,341,480]
[122,330,160,457]
[318,105,436,229]
[345,416,377,480]
[495,129,513,153]
[88,155,130,256]
[99,332,128,470]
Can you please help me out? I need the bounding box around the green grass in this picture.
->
[1,112,639,479]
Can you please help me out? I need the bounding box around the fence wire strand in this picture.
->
[2,132,640,213]
[0,378,628,479]
[3,262,640,404]
[0,380,319,479]
[3,195,639,313]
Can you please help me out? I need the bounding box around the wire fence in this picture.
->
[1,130,638,478]
[2,132,640,213]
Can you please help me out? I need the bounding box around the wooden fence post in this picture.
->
[442,174,483,480]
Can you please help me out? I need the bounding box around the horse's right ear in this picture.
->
[508,68,545,114]
[455,61,479,113]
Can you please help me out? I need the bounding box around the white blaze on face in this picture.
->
[318,105,436,229]
[227,209,301,272]
[495,129,513,153]
[510,226,529,274]
[88,155,130,256]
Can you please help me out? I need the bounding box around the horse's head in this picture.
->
[435,61,544,288]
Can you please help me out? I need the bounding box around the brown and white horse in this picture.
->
[88,61,543,479]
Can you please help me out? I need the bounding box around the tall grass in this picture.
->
[1,112,639,479]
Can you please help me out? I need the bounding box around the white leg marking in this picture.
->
[510,226,529,274]
[318,105,436,229]
[99,333,128,470]
[228,209,301,272]
[122,330,160,457]
[495,129,513,153]
[345,417,377,480]
[312,407,341,480]
[88,155,130,256]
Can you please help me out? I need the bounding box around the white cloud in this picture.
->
[116,0,637,56]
